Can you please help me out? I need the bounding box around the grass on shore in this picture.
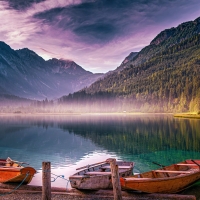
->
[174,112,200,119]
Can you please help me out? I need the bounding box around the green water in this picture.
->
[0,113,199,193]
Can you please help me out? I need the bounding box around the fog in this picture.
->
[0,98,171,113]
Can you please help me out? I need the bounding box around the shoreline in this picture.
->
[0,112,174,116]
[174,113,200,119]
[0,184,197,200]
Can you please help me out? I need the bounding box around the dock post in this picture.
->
[42,161,51,200]
[107,158,123,200]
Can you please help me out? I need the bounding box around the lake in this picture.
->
[0,113,200,191]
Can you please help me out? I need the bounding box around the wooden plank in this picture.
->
[76,160,107,170]
[124,177,151,180]
[100,166,131,169]
[84,171,111,175]
[69,175,86,178]
[0,166,22,168]
[177,164,197,166]
[154,170,192,174]
[191,159,200,168]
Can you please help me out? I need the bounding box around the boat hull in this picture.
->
[70,169,133,190]
[0,167,36,185]
[121,172,200,193]
[120,159,200,193]
[70,161,134,190]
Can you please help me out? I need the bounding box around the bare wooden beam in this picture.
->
[42,161,51,200]
[107,158,122,200]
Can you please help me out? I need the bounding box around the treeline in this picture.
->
[31,98,54,107]
[59,33,200,113]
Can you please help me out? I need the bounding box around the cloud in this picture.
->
[34,0,200,46]
[3,0,83,11]
[3,0,46,10]
[34,0,148,44]
[1,0,200,73]
[0,3,40,44]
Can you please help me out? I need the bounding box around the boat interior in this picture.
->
[134,160,200,179]
[74,161,134,176]
[0,158,21,168]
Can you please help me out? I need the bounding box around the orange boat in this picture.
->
[0,157,36,184]
[120,159,200,193]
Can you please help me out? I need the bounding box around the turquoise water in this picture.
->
[0,114,199,189]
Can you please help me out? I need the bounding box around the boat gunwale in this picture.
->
[71,161,134,177]
[123,170,200,182]
[69,160,134,190]
[0,167,23,172]
[120,159,200,193]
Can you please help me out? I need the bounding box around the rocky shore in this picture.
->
[0,183,198,200]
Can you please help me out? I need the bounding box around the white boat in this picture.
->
[69,159,134,190]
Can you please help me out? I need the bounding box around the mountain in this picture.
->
[124,17,200,69]
[0,94,31,107]
[59,17,200,113]
[0,42,103,100]
[115,52,138,72]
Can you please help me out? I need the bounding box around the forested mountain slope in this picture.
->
[59,17,200,113]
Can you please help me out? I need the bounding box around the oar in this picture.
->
[191,159,200,168]
[76,160,108,170]
[152,161,165,168]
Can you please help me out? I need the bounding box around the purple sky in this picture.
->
[1,0,200,73]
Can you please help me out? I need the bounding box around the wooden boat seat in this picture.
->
[125,177,151,180]
[0,166,18,168]
[176,164,197,166]
[154,170,191,174]
[100,166,131,169]
[84,171,111,175]
[69,175,86,178]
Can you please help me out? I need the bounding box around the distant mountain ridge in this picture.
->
[0,41,103,100]
[120,17,200,70]
[60,17,200,113]
[151,17,200,45]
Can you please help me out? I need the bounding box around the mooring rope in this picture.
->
[0,172,30,197]
[50,172,71,189]
[39,169,72,189]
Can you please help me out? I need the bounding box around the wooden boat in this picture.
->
[120,159,200,193]
[0,157,36,184]
[69,159,134,190]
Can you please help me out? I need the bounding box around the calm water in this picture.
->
[0,113,200,189]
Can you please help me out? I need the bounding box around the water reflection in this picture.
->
[0,115,105,170]
[0,114,199,187]
[57,114,200,154]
